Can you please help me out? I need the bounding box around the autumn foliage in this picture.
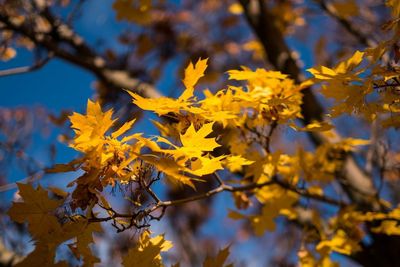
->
[1,0,400,266]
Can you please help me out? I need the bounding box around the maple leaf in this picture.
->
[8,183,63,239]
[136,124,223,186]
[8,184,102,266]
[14,242,68,267]
[224,155,255,173]
[62,220,103,265]
[140,154,195,188]
[179,58,208,101]
[199,89,239,127]
[180,122,220,157]
[335,50,364,73]
[128,58,208,116]
[251,193,298,235]
[122,231,172,267]
[308,51,364,80]
[69,99,115,152]
[189,156,225,176]
[17,220,102,267]
[111,118,136,139]
[307,66,338,80]
[228,190,298,235]
[128,91,186,116]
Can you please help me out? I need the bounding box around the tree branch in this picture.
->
[0,53,53,77]
[238,0,378,209]
[89,176,345,230]
[0,9,162,100]
[314,0,374,47]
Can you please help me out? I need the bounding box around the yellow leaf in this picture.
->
[180,123,220,156]
[371,221,400,235]
[122,231,172,267]
[69,100,115,152]
[290,121,334,132]
[243,40,265,60]
[251,194,298,235]
[111,119,136,138]
[307,186,324,196]
[228,67,287,81]
[179,58,208,101]
[387,0,400,17]
[224,155,254,172]
[228,3,243,15]
[190,156,225,176]
[316,229,361,255]
[335,50,364,73]
[140,154,195,188]
[307,66,337,80]
[127,90,190,116]
[339,138,370,151]
[151,120,177,137]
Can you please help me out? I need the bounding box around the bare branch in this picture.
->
[0,53,53,77]
[265,119,278,153]
[87,175,345,232]
[213,172,224,186]
[314,0,374,47]
[0,170,44,192]
[0,9,162,100]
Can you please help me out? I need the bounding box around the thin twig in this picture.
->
[0,170,44,192]
[88,175,345,231]
[66,0,85,25]
[265,119,278,153]
[0,53,53,77]
[315,0,373,47]
[213,172,224,186]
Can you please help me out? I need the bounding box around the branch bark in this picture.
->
[89,175,345,227]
